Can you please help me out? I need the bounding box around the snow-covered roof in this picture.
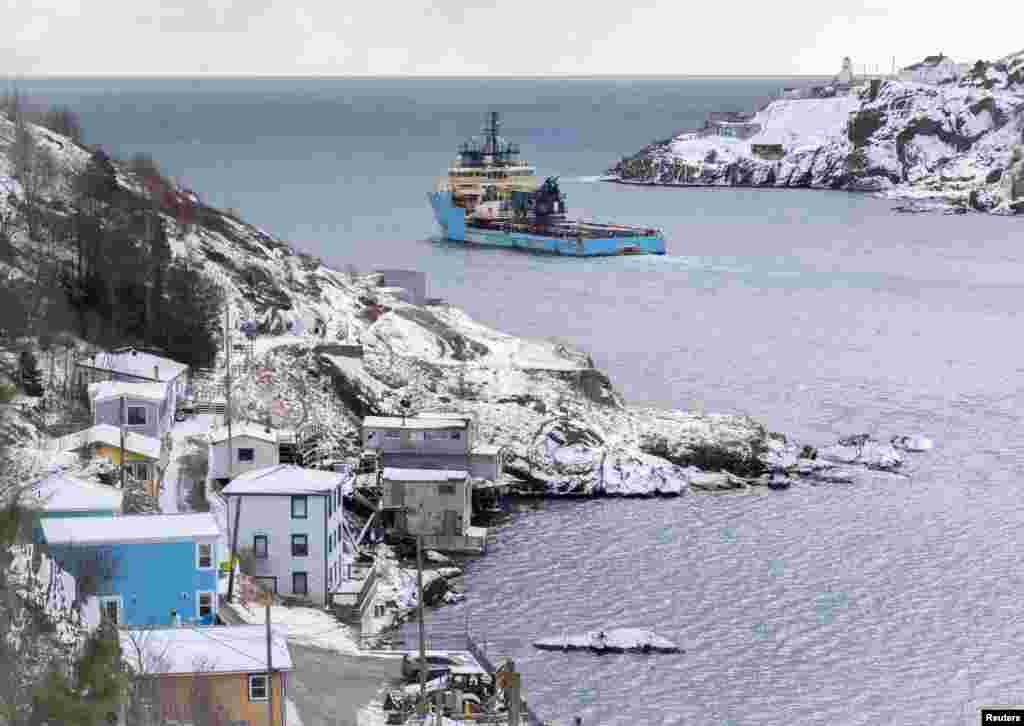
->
[41,512,220,545]
[91,380,168,403]
[90,349,188,382]
[29,472,123,512]
[415,411,474,422]
[363,416,467,430]
[471,445,504,457]
[382,468,468,482]
[209,421,279,444]
[58,425,162,460]
[222,464,351,496]
[120,625,292,675]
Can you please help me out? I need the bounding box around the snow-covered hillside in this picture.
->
[611,50,1024,215]
[0,111,926,497]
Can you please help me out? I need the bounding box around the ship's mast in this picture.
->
[483,111,500,157]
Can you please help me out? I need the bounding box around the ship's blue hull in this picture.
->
[428,191,665,257]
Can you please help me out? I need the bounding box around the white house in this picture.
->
[77,347,189,420]
[89,381,174,440]
[221,465,353,605]
[208,422,280,483]
[899,54,962,84]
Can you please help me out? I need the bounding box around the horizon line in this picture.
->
[5,73,837,80]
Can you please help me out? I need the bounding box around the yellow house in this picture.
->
[54,424,164,498]
[120,625,292,726]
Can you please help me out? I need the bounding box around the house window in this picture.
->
[291,495,307,519]
[248,674,269,701]
[292,572,308,596]
[254,535,268,558]
[125,461,150,481]
[196,543,214,569]
[374,603,386,618]
[196,591,215,620]
[383,430,401,439]
[238,448,254,462]
[438,483,456,495]
[451,431,461,440]
[126,406,147,425]
[291,535,308,557]
[99,596,122,625]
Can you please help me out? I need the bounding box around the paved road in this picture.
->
[288,644,404,726]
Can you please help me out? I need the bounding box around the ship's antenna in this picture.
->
[485,111,500,156]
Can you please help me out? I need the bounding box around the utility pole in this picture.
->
[226,495,242,602]
[120,395,126,490]
[225,305,233,480]
[266,596,274,726]
[417,533,427,712]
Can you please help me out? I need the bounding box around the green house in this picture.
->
[28,472,124,544]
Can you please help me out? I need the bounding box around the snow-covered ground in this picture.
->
[226,598,361,654]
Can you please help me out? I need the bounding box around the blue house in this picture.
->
[27,472,124,544]
[41,512,221,628]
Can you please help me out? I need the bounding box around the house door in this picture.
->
[99,597,121,625]
[443,510,460,536]
[392,483,406,531]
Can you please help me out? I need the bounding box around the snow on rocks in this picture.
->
[609,64,1024,215]
[425,550,452,564]
[6,545,84,646]
[533,628,681,654]
[818,434,904,471]
[891,434,934,452]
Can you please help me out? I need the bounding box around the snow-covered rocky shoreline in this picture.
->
[0,107,936,499]
[608,50,1024,215]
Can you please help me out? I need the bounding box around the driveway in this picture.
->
[288,645,404,726]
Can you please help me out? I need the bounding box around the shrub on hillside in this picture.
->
[847,110,886,148]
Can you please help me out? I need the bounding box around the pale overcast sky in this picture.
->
[6,0,1021,76]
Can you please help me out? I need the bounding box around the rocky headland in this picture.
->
[608,49,1024,215]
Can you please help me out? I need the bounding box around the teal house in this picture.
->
[41,512,221,628]
[28,472,124,544]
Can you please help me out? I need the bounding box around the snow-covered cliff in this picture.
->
[0,111,925,498]
[610,50,1024,214]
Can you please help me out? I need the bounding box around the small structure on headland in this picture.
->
[700,111,761,140]
[534,628,681,654]
[751,140,786,160]
[898,53,964,85]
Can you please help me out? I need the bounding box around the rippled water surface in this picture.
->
[21,77,1024,724]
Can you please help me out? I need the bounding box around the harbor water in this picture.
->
[21,77,1024,725]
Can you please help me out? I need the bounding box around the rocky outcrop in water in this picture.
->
[609,50,1024,215]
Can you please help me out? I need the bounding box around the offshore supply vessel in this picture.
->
[428,112,666,256]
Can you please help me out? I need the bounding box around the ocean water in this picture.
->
[19,78,1024,725]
